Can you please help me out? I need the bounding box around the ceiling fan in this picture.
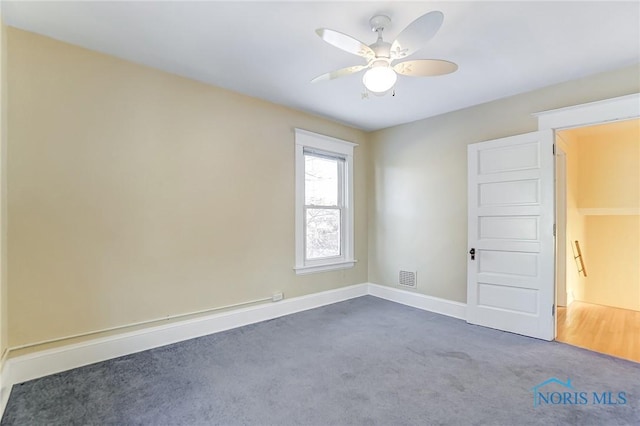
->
[312,11,458,96]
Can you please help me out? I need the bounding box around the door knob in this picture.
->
[469,248,475,260]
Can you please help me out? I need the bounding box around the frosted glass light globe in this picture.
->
[362,66,397,94]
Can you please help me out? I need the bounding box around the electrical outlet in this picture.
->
[272,292,284,302]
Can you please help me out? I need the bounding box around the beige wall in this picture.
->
[0,13,7,361]
[368,64,640,303]
[577,120,640,210]
[583,215,639,311]
[7,28,369,349]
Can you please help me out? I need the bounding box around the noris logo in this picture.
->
[532,378,627,407]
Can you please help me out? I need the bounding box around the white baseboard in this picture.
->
[0,282,467,419]
[0,362,8,419]
[367,283,467,320]
[3,284,368,397]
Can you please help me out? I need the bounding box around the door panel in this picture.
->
[467,130,555,340]
[479,179,539,206]
[477,283,538,313]
[478,142,540,173]
[479,250,538,277]
[479,216,539,241]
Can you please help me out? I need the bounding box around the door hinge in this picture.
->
[553,224,556,237]
[552,304,555,316]
[553,143,556,155]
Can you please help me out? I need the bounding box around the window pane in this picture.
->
[305,154,338,206]
[306,208,341,259]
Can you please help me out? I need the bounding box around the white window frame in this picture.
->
[294,129,357,274]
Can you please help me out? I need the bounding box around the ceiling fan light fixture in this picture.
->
[313,11,453,96]
[362,66,397,94]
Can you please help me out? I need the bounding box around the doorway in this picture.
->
[554,118,640,363]
[464,94,639,343]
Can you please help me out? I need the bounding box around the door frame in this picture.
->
[533,93,640,339]
[555,144,567,310]
[534,93,640,132]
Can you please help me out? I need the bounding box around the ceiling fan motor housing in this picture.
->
[370,40,391,60]
[369,15,392,60]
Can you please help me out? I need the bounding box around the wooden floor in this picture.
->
[556,301,640,363]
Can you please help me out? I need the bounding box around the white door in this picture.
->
[467,130,555,341]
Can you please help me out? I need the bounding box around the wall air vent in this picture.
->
[399,270,417,288]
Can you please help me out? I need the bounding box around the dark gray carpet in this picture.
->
[2,296,639,425]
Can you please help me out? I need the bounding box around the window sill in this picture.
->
[294,260,357,275]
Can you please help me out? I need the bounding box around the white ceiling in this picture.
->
[3,1,639,131]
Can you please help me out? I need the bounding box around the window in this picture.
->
[294,129,357,274]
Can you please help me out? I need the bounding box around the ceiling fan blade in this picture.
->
[311,65,368,83]
[390,11,444,59]
[393,59,458,77]
[316,29,375,60]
